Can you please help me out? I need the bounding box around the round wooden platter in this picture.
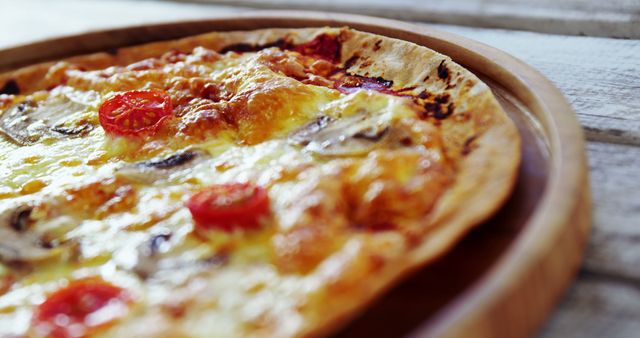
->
[0,11,591,338]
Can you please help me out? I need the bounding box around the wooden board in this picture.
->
[0,12,591,338]
[180,0,640,38]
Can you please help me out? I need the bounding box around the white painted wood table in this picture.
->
[1,1,638,337]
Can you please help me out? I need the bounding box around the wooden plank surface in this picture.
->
[181,0,640,38]
[543,270,640,338]
[539,141,640,338]
[438,24,640,146]
[1,1,639,337]
[583,142,640,279]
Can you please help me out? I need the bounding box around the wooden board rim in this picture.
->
[0,11,591,338]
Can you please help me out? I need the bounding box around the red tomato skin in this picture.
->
[293,33,341,62]
[31,278,130,338]
[186,183,270,232]
[98,89,173,137]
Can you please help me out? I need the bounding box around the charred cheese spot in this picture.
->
[437,60,450,80]
[0,79,20,95]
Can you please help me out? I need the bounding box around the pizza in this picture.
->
[0,27,520,338]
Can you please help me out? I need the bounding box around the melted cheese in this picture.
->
[0,46,451,338]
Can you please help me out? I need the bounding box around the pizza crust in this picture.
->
[0,27,520,338]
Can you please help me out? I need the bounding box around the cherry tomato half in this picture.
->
[98,89,173,136]
[186,183,270,231]
[32,278,131,338]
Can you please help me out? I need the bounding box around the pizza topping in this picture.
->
[220,39,290,54]
[289,112,394,156]
[0,94,14,110]
[220,33,341,62]
[287,115,333,145]
[50,124,93,136]
[334,74,403,97]
[0,79,20,95]
[136,150,201,169]
[161,49,189,64]
[0,273,15,296]
[131,232,172,279]
[147,232,173,255]
[272,176,349,273]
[130,232,228,280]
[0,95,92,145]
[32,278,131,338]
[126,58,164,71]
[116,150,207,183]
[293,33,342,62]
[186,183,270,232]
[0,101,46,145]
[0,205,61,263]
[54,179,138,222]
[98,89,173,136]
[7,205,32,232]
[344,150,452,229]
[124,50,188,71]
[254,46,411,98]
[257,49,308,80]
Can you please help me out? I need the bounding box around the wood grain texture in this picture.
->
[416,23,640,338]
[433,24,640,146]
[402,26,640,323]
[179,0,640,38]
[542,271,640,338]
[537,141,640,338]
[581,142,640,279]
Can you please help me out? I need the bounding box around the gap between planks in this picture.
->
[533,140,640,338]
[581,141,640,281]
[430,24,640,146]
[539,269,640,338]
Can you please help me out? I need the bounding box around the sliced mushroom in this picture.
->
[137,151,201,169]
[130,232,227,280]
[8,205,32,232]
[289,112,397,156]
[132,232,172,279]
[116,150,208,183]
[0,93,93,145]
[0,205,59,263]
